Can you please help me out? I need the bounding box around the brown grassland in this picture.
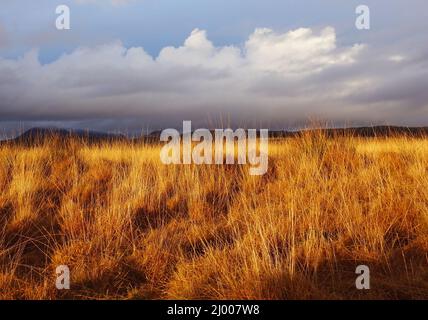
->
[0,131,427,300]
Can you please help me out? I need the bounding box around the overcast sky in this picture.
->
[0,0,428,135]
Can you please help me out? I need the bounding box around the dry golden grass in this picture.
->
[0,131,427,300]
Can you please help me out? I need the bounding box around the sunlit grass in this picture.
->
[0,132,427,299]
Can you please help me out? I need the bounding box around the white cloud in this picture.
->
[245,27,363,74]
[388,55,405,63]
[0,26,427,130]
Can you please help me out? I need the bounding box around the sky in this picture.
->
[0,0,428,135]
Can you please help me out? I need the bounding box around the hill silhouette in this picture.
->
[3,125,428,146]
[4,128,127,145]
[269,126,428,138]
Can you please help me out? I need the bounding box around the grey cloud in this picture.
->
[0,27,428,133]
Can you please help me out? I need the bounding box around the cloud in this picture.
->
[0,26,427,132]
[388,55,405,63]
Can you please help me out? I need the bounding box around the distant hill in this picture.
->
[3,126,428,147]
[4,128,127,146]
[146,126,428,138]
[269,126,428,138]
[136,126,428,141]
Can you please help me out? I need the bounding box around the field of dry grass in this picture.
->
[0,131,427,300]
